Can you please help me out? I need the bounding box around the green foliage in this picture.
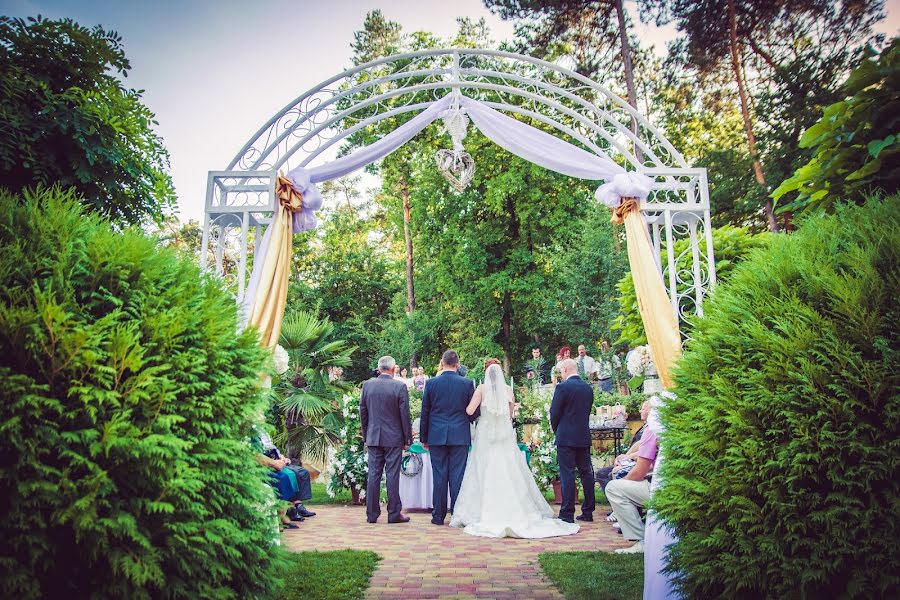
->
[773,38,900,213]
[288,206,402,381]
[654,198,900,599]
[0,187,281,598]
[278,549,381,600]
[613,224,771,346]
[0,17,175,226]
[275,310,355,464]
[539,551,643,600]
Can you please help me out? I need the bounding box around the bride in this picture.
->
[450,360,579,538]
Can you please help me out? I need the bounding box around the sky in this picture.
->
[2,0,899,223]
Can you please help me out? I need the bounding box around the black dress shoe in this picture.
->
[295,504,316,518]
[388,515,410,524]
[430,519,444,526]
[576,515,593,522]
[560,517,575,523]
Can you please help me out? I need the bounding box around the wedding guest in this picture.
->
[524,345,549,385]
[555,346,572,374]
[595,400,650,489]
[606,412,660,554]
[552,353,564,384]
[576,344,600,381]
[413,367,428,391]
[255,427,315,519]
[596,340,620,393]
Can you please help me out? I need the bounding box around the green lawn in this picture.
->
[278,549,380,600]
[539,552,643,600]
[307,482,355,505]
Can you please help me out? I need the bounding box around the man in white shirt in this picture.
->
[576,344,599,381]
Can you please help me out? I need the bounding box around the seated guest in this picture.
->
[256,452,301,528]
[255,427,315,520]
[605,411,659,554]
[595,400,650,489]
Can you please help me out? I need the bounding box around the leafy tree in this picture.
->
[0,17,176,225]
[287,204,402,381]
[0,187,280,599]
[613,225,771,346]
[773,37,899,213]
[644,0,884,231]
[275,310,354,464]
[655,197,899,598]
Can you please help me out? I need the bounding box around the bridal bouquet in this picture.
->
[327,392,368,499]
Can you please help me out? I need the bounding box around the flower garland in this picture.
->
[326,392,368,499]
[528,401,559,490]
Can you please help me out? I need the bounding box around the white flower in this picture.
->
[627,345,656,377]
[273,345,290,375]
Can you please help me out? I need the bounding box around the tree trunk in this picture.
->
[401,179,417,368]
[726,0,779,232]
[614,0,643,164]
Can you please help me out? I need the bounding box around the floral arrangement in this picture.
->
[626,345,656,377]
[528,401,559,490]
[326,392,368,499]
[272,344,290,375]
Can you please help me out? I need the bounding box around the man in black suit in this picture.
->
[360,355,412,524]
[420,349,476,525]
[550,358,596,523]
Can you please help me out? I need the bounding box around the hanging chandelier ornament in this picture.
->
[434,105,475,193]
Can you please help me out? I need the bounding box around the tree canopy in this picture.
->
[0,16,176,226]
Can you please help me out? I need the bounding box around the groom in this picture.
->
[420,350,476,525]
[550,358,596,523]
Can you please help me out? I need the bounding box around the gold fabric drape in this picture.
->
[614,197,682,389]
[246,174,304,348]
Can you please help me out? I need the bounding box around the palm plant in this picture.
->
[274,310,355,464]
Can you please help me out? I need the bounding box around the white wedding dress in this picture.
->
[450,365,579,539]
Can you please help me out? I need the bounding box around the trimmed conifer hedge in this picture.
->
[655,198,899,599]
[0,188,282,598]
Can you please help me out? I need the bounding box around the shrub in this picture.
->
[654,198,900,598]
[0,187,281,598]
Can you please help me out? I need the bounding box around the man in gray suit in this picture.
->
[360,355,412,524]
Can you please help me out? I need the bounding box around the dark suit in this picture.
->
[420,370,476,523]
[550,374,596,521]
[360,374,412,523]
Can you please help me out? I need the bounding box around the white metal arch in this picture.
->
[203,48,715,338]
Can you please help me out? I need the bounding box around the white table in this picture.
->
[398,447,529,509]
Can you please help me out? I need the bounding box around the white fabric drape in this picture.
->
[244,92,655,324]
[459,96,623,181]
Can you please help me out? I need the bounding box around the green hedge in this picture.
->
[0,188,282,598]
[654,198,900,598]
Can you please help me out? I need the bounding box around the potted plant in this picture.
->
[326,392,367,504]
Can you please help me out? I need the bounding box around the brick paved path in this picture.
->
[282,503,632,599]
